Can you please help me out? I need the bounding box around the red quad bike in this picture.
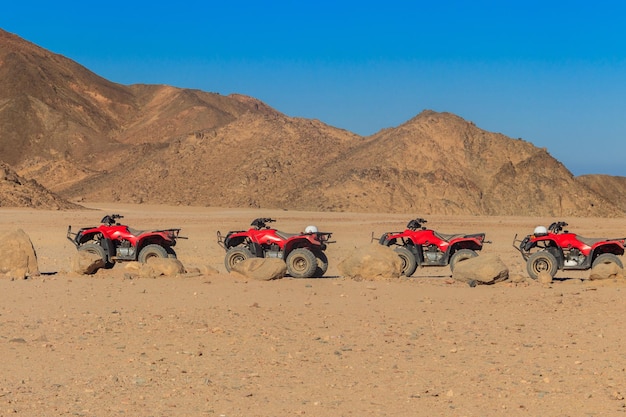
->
[217,218,333,278]
[375,217,489,277]
[67,214,184,267]
[514,221,625,279]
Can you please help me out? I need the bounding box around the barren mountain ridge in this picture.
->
[0,28,624,216]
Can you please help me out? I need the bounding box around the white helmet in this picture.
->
[304,225,318,234]
[533,226,548,236]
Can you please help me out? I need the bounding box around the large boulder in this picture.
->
[231,258,287,281]
[589,261,624,280]
[0,229,39,279]
[338,243,403,281]
[452,254,509,285]
[71,251,105,274]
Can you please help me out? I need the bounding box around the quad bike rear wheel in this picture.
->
[138,244,168,263]
[592,253,624,269]
[224,246,253,272]
[526,251,558,279]
[450,249,478,272]
[394,246,417,277]
[286,248,317,278]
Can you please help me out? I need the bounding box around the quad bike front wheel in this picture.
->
[78,243,106,260]
[592,253,624,269]
[78,242,115,269]
[526,251,558,279]
[286,248,317,278]
[138,244,168,263]
[449,249,478,272]
[394,246,417,277]
[78,243,111,270]
[224,246,253,272]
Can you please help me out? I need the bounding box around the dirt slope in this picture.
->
[0,162,81,209]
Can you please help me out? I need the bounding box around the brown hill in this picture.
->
[61,112,360,207]
[0,162,81,209]
[1,28,624,216]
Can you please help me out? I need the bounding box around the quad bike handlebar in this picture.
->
[101,214,124,226]
[251,217,276,229]
[407,217,428,231]
[548,221,568,234]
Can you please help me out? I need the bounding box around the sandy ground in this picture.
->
[1,203,626,417]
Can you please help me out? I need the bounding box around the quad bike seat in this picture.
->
[576,235,613,246]
[127,227,147,236]
[434,232,465,242]
[275,230,299,240]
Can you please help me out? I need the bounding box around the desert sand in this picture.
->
[1,203,626,417]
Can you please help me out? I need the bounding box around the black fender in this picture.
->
[447,239,483,262]
[380,235,423,265]
[379,233,394,245]
[137,236,174,252]
[224,235,247,249]
[400,241,423,265]
[249,242,264,258]
[591,243,625,258]
[284,237,320,254]
[100,238,115,262]
[76,231,100,245]
[545,246,565,268]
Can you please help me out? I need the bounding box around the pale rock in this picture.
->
[231,258,286,281]
[71,251,105,275]
[589,262,624,280]
[143,257,185,277]
[452,253,508,285]
[338,243,403,281]
[0,229,39,279]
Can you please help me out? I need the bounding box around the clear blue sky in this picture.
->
[3,1,625,176]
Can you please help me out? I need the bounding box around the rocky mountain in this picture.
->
[303,111,622,216]
[0,28,624,216]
